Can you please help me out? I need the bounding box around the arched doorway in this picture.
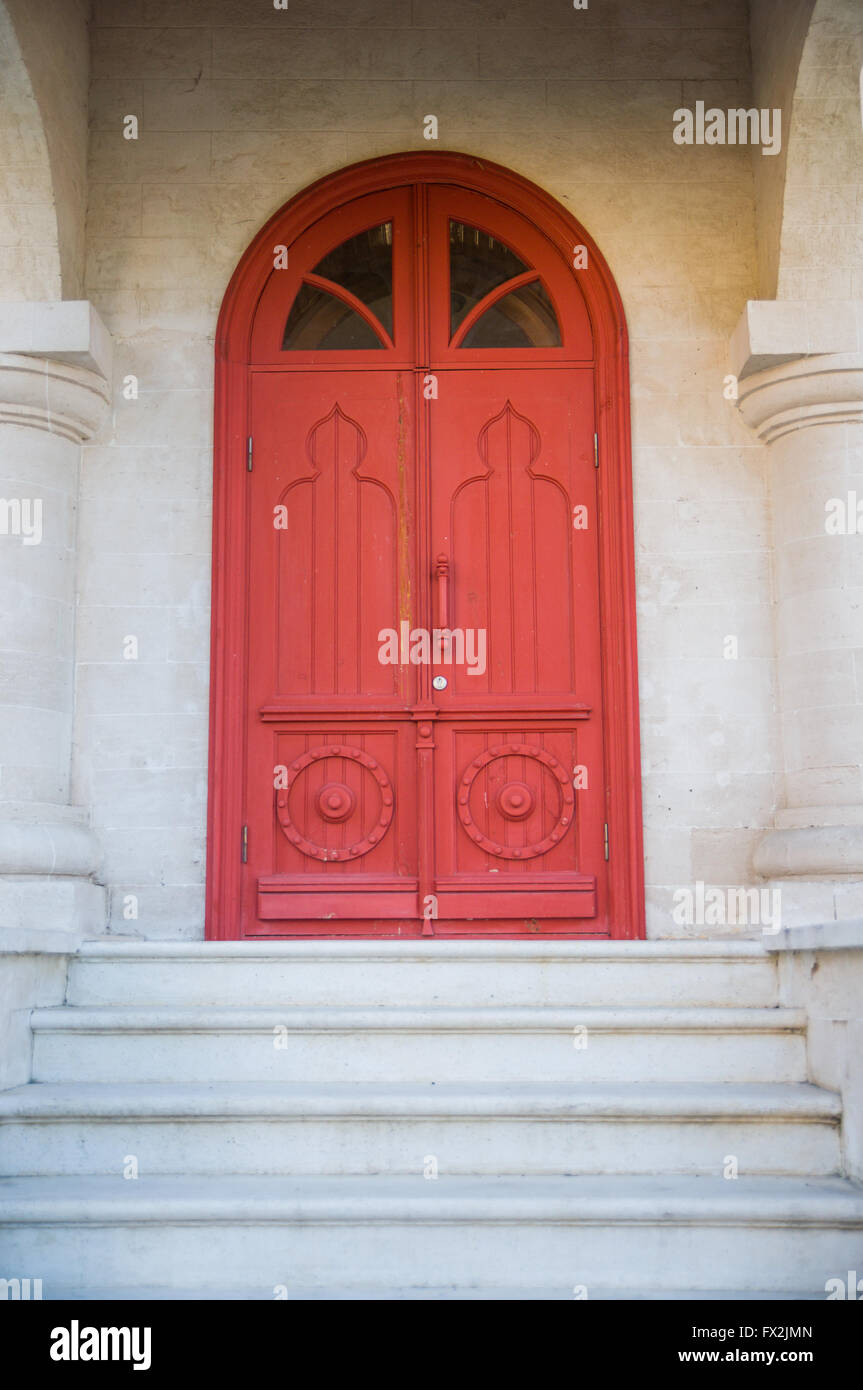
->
[207,152,643,940]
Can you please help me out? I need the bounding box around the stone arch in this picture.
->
[0,0,88,301]
[775,0,863,299]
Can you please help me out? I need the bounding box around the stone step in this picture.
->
[2,1174,861,1296]
[29,1005,808,1085]
[36,1285,830,1301]
[67,939,780,1009]
[0,1080,841,1177]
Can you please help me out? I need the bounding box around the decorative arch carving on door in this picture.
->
[208,151,643,940]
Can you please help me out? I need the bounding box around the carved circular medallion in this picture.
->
[276,745,394,861]
[316,782,356,822]
[457,743,574,860]
[497,781,535,820]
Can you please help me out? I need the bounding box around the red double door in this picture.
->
[239,185,608,936]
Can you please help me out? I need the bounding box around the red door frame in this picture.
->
[207,151,644,940]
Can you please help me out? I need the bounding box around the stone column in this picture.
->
[732,302,863,925]
[0,302,112,941]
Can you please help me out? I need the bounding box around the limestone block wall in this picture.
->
[79,0,773,938]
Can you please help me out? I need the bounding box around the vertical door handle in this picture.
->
[434,553,449,630]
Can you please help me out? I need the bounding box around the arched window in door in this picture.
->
[279,215,564,353]
[449,222,561,347]
[282,222,394,349]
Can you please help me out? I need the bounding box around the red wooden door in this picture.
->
[429,370,605,927]
[246,370,421,930]
[209,157,642,939]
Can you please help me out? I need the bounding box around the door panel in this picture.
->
[428,369,605,928]
[243,370,419,932]
[430,372,597,699]
[247,369,417,708]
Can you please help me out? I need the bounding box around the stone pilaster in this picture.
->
[0,304,112,939]
[732,302,863,924]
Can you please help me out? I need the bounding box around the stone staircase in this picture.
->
[1,939,861,1299]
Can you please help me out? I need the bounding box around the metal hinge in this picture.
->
[241,825,248,863]
[594,433,599,468]
[603,822,609,861]
[247,436,253,472]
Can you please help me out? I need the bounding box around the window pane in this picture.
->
[282,284,385,350]
[460,280,561,349]
[312,222,393,338]
[450,221,529,335]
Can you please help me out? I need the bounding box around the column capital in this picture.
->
[730,299,863,444]
[736,353,863,445]
[0,300,112,443]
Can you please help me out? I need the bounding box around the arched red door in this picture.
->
[208,154,643,939]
